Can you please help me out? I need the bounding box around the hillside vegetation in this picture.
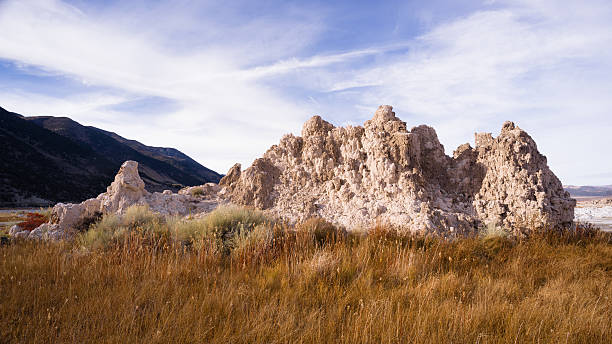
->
[1,206,611,343]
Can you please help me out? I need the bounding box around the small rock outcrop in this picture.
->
[222,105,575,234]
[100,161,147,213]
[28,161,224,240]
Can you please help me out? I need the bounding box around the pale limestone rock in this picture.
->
[28,226,44,239]
[219,164,241,187]
[29,223,61,240]
[50,203,87,229]
[34,225,65,240]
[30,162,143,238]
[145,192,212,216]
[178,183,221,197]
[100,160,148,214]
[221,105,575,234]
[470,121,575,234]
[14,231,30,239]
[8,224,21,235]
[32,160,225,239]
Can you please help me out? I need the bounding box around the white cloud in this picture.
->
[0,90,129,124]
[0,0,610,185]
[0,0,325,173]
[253,0,612,185]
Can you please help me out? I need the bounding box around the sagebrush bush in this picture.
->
[78,213,121,249]
[200,205,271,252]
[169,217,208,244]
[231,223,287,263]
[480,222,510,239]
[189,187,205,197]
[78,205,166,249]
[122,204,164,230]
[78,205,271,253]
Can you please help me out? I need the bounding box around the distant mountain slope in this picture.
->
[564,185,612,198]
[92,128,221,184]
[0,106,222,206]
[0,108,115,206]
[27,115,222,189]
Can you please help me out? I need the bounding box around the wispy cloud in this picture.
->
[248,0,612,184]
[0,0,325,171]
[0,0,610,185]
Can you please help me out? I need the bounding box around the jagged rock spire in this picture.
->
[222,105,575,234]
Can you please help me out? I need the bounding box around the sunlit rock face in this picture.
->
[221,105,575,235]
[24,105,576,240]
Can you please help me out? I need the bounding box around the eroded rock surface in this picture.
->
[222,105,575,234]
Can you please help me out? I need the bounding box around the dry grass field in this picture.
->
[1,206,612,343]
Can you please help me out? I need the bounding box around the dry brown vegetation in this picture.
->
[1,206,612,343]
[16,212,48,232]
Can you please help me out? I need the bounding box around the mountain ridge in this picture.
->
[0,106,221,206]
[564,185,612,197]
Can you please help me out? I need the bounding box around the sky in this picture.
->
[0,0,611,186]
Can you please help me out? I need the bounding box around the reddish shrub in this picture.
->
[17,213,48,232]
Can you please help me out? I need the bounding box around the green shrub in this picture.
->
[201,205,271,253]
[169,217,209,244]
[122,205,163,230]
[76,205,270,251]
[78,214,120,250]
[77,205,166,250]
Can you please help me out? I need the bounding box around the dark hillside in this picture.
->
[92,127,221,184]
[0,107,114,206]
[0,107,222,206]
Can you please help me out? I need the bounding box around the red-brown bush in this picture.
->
[17,213,48,232]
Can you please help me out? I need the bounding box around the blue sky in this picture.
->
[1,0,611,185]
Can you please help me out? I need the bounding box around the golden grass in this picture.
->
[1,211,612,343]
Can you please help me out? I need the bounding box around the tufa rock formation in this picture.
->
[22,105,575,240]
[221,105,575,234]
[26,161,223,240]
